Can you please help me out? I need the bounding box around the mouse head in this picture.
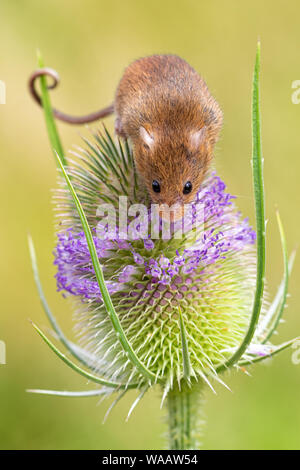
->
[133,125,217,221]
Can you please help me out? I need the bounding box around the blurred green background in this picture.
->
[0,0,299,450]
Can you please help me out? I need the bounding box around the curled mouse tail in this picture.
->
[29,67,114,125]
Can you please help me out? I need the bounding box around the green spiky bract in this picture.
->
[28,44,299,450]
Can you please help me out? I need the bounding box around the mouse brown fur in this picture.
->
[114,54,223,218]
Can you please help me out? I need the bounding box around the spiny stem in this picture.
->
[166,383,205,450]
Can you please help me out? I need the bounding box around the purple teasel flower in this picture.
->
[54,174,256,299]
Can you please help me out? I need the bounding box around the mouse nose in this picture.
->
[157,202,184,222]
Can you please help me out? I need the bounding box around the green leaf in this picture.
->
[53,149,159,385]
[217,41,265,373]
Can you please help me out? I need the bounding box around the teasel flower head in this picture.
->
[53,149,257,390]
[28,44,298,450]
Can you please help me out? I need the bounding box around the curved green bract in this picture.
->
[30,322,140,390]
[28,234,100,369]
[217,41,265,373]
[27,389,106,397]
[54,151,159,385]
[36,50,159,385]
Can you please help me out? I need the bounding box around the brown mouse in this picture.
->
[29,55,223,220]
[114,55,222,220]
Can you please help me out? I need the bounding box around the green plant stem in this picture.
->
[37,51,66,166]
[167,383,204,450]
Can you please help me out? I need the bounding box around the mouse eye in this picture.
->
[152,180,161,193]
[183,181,192,194]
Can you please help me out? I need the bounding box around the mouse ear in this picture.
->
[140,126,155,149]
[190,126,207,148]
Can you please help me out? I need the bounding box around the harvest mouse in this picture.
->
[29,55,223,220]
